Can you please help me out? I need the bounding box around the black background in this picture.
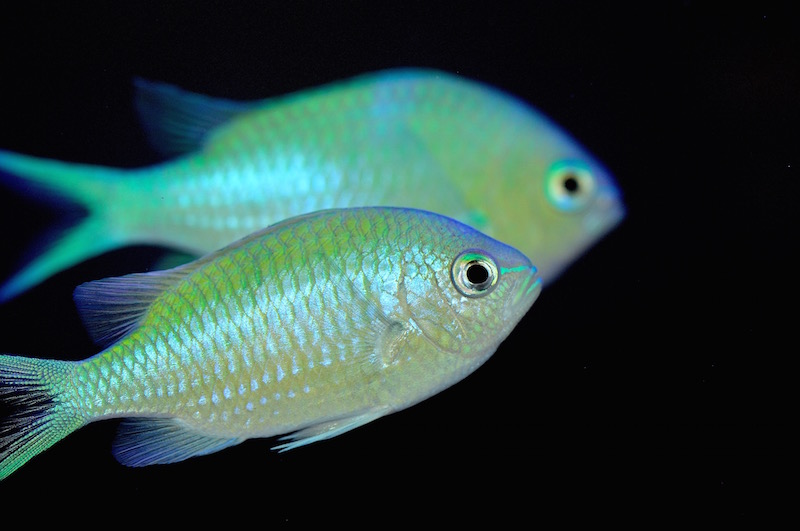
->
[0,1,795,524]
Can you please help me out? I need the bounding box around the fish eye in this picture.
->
[546,160,597,212]
[451,251,498,298]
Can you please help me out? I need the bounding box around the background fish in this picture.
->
[0,206,541,480]
[0,68,623,302]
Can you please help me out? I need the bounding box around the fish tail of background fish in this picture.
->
[0,354,83,480]
[0,150,125,302]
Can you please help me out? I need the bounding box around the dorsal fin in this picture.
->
[71,215,285,348]
[133,78,256,157]
[73,262,201,347]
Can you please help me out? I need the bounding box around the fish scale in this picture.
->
[0,206,543,479]
[0,68,623,301]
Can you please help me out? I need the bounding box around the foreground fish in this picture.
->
[0,206,541,480]
[0,68,622,301]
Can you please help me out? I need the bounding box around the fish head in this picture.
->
[440,245,542,358]
[381,211,541,406]
[489,114,626,283]
[473,99,625,284]
[405,72,625,283]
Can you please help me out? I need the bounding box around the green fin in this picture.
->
[1,218,115,303]
[72,262,199,347]
[113,418,244,467]
[0,355,82,481]
[133,78,256,157]
[0,150,123,302]
[272,407,390,452]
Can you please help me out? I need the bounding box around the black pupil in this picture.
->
[466,262,490,286]
[563,174,580,194]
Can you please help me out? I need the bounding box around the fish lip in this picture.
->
[585,185,626,236]
[511,266,542,306]
[604,188,627,222]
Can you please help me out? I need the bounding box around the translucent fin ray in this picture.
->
[73,264,198,347]
[134,78,256,157]
[0,355,80,480]
[0,218,115,302]
[272,407,390,452]
[113,418,244,467]
[0,151,125,302]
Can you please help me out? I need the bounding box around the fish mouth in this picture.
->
[585,186,626,237]
[511,266,542,307]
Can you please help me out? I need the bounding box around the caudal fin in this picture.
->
[0,150,125,301]
[0,354,83,480]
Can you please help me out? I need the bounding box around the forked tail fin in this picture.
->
[0,354,83,480]
[0,150,126,301]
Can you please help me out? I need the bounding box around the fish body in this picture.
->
[0,68,623,301]
[0,206,541,479]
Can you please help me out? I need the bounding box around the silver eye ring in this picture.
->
[451,251,499,298]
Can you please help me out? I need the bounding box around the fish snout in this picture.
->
[510,265,542,307]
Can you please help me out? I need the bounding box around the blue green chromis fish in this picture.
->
[0,206,541,480]
[0,68,623,301]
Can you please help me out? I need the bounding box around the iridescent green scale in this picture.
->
[0,68,623,302]
[1,207,541,478]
